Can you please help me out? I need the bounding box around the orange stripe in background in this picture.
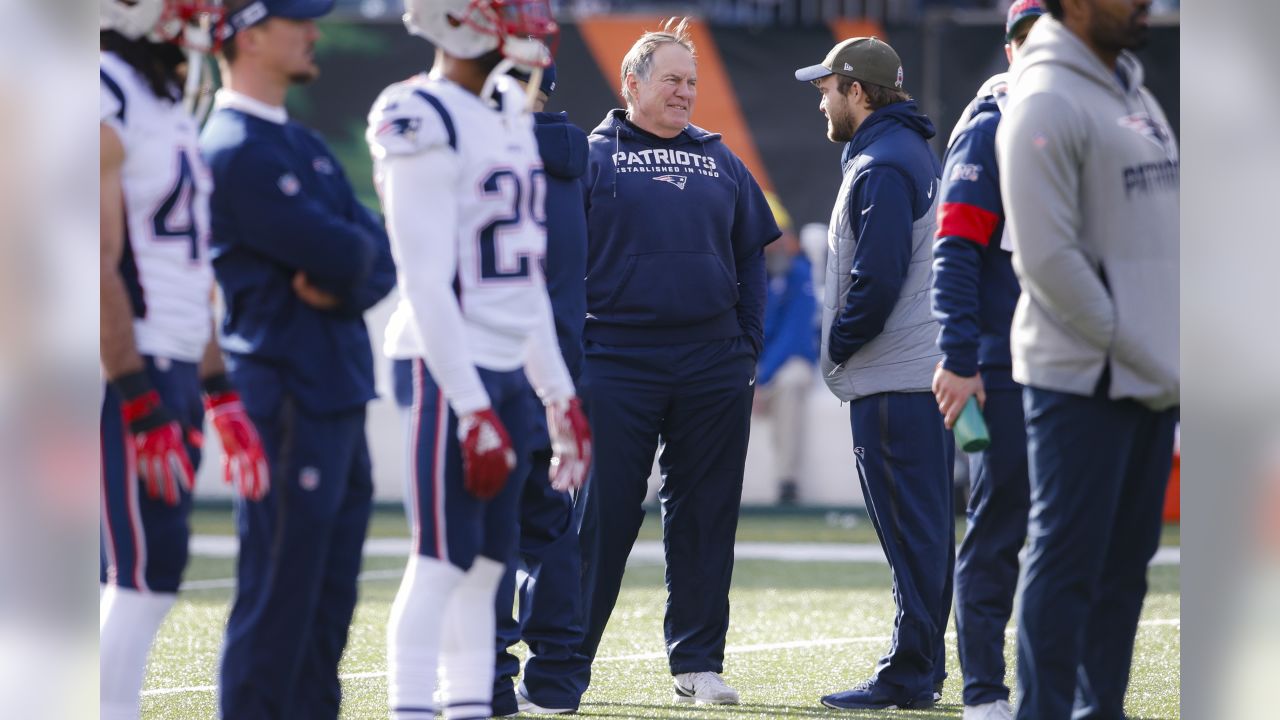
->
[828,18,888,43]
[577,16,774,193]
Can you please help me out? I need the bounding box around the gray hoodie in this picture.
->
[996,17,1179,411]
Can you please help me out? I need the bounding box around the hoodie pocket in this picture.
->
[600,252,739,325]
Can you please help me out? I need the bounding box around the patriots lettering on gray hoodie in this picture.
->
[996,16,1179,411]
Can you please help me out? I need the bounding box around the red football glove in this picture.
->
[456,408,516,500]
[113,371,194,507]
[203,375,269,501]
[546,397,592,492]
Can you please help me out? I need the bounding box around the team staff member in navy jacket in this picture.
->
[932,4,1044,719]
[200,1,395,717]
[486,62,594,717]
[569,18,779,706]
[795,37,952,711]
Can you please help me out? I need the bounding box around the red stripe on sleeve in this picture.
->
[936,202,1000,245]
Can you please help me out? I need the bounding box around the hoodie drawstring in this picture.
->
[613,125,620,198]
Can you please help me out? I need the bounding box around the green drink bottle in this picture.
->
[953,396,991,453]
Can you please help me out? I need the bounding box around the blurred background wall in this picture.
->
[195,1,1181,507]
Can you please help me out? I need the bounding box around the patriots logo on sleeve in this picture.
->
[949,163,983,182]
[376,116,422,141]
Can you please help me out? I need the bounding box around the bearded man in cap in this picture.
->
[931,3,1045,719]
[795,36,953,711]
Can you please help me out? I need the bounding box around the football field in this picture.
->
[142,509,1180,719]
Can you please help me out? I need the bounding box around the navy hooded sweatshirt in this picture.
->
[931,88,1020,388]
[582,110,780,352]
[533,110,589,381]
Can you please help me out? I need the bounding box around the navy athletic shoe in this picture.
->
[820,679,937,710]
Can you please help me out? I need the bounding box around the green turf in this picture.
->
[189,505,1181,547]
[144,516,1180,719]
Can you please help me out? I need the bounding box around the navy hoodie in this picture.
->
[533,110,589,381]
[828,101,940,365]
[931,88,1020,388]
[582,110,779,352]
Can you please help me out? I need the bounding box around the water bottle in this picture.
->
[953,396,990,453]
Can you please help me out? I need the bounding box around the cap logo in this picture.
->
[232,1,268,30]
[896,66,903,88]
[843,62,854,71]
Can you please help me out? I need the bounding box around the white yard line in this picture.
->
[188,535,1180,567]
[141,618,1180,697]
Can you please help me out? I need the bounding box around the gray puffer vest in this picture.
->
[819,160,943,402]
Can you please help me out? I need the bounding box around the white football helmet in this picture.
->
[100,0,225,52]
[404,0,557,68]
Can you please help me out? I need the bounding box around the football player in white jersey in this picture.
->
[367,0,591,717]
[100,3,267,718]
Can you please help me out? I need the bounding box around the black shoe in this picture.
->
[779,479,799,505]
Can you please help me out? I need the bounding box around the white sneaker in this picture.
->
[516,687,576,715]
[963,699,1013,720]
[673,672,740,705]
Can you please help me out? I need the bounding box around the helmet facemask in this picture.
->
[101,1,227,53]
[149,0,227,54]
[405,0,557,69]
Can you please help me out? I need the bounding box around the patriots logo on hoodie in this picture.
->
[653,174,688,190]
[1117,113,1175,156]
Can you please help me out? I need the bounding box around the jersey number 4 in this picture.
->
[477,167,546,282]
[152,151,201,261]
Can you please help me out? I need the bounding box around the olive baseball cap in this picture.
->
[794,36,904,89]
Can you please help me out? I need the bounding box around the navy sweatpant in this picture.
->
[100,357,201,593]
[1015,386,1176,720]
[219,366,373,720]
[573,336,755,688]
[955,378,1030,706]
[492,387,587,711]
[850,391,954,697]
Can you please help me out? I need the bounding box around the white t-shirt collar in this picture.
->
[214,88,287,125]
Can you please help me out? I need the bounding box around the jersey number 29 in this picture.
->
[477,167,546,282]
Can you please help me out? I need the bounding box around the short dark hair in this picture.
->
[1043,0,1065,19]
[837,75,912,111]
